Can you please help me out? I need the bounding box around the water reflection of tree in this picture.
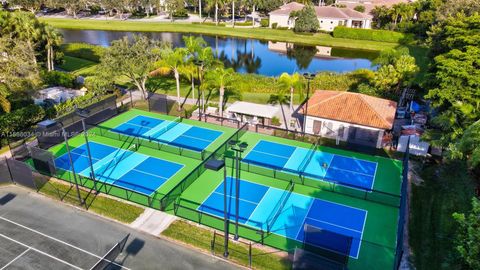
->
[286,44,318,70]
[217,49,262,74]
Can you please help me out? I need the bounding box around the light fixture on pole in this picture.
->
[229,140,248,240]
[194,59,204,121]
[302,72,316,134]
[75,108,98,193]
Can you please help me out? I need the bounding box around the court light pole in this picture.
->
[229,140,248,240]
[222,159,229,257]
[60,124,84,206]
[194,59,204,121]
[75,108,98,193]
[302,73,316,134]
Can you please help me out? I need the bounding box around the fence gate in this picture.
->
[6,158,36,190]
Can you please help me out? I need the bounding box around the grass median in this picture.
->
[35,175,145,223]
[162,220,291,270]
[40,18,399,51]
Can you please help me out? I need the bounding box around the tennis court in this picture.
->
[111,115,223,152]
[54,142,184,196]
[198,177,367,258]
[243,140,378,190]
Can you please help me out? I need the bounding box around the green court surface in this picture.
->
[42,109,402,270]
[47,109,236,208]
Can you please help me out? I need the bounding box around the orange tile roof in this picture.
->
[301,90,397,129]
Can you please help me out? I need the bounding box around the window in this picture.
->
[331,21,333,24]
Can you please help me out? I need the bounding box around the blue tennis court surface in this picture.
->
[54,142,184,195]
[198,177,367,258]
[111,115,223,151]
[243,140,378,190]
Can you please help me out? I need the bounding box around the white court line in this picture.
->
[303,216,363,234]
[0,247,31,270]
[178,134,213,143]
[250,149,291,160]
[0,216,130,270]
[110,115,156,132]
[0,234,82,270]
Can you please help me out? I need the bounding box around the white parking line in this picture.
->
[0,216,130,270]
[0,233,82,270]
[0,247,31,270]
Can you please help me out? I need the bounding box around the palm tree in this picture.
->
[183,35,207,59]
[278,73,302,113]
[268,89,290,130]
[8,12,41,67]
[41,24,63,71]
[205,66,234,116]
[160,47,188,107]
[179,63,197,100]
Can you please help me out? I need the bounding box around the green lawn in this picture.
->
[59,55,98,74]
[409,160,476,270]
[35,175,145,223]
[41,18,400,51]
[162,220,291,270]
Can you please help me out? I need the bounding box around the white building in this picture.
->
[269,2,372,31]
[300,90,397,148]
[226,101,280,126]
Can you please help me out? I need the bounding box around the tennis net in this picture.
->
[94,144,137,177]
[149,117,182,139]
[299,140,318,175]
[266,181,295,233]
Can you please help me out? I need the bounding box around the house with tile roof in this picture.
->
[269,2,372,31]
[300,90,397,148]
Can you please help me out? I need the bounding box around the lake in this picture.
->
[59,29,378,76]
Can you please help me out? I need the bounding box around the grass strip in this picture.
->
[40,18,400,51]
[409,160,476,270]
[162,220,291,270]
[35,175,144,224]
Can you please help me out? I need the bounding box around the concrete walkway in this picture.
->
[130,208,177,236]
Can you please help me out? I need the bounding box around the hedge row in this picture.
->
[60,43,106,62]
[332,27,413,43]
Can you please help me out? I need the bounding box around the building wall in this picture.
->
[269,15,294,28]
[269,14,371,31]
[304,116,384,148]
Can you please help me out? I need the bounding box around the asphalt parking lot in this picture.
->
[0,185,240,270]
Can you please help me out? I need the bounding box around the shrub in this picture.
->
[291,6,319,33]
[60,43,106,62]
[271,22,278,29]
[271,116,281,126]
[0,105,45,137]
[234,21,253,26]
[41,71,77,88]
[260,19,269,27]
[332,26,413,43]
[354,5,365,13]
[192,22,226,27]
[172,9,188,18]
[89,5,101,15]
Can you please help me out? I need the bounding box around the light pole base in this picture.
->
[233,235,239,241]
[223,252,229,258]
